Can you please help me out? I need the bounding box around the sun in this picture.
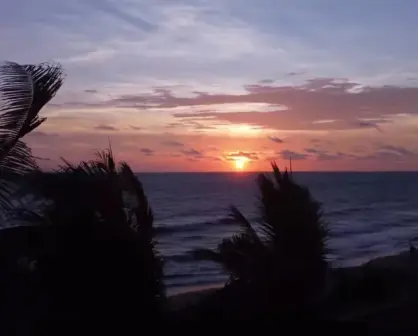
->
[234,158,246,170]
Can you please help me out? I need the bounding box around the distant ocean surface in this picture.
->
[136,172,418,295]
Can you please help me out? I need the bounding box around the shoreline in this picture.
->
[167,283,223,311]
[166,250,418,313]
[167,282,224,297]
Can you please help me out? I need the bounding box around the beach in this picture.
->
[167,284,222,311]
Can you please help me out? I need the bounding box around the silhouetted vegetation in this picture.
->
[192,164,328,320]
[0,62,63,211]
[1,150,166,333]
[0,62,165,333]
[25,151,163,330]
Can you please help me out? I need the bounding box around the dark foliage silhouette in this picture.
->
[0,62,64,210]
[193,162,328,319]
[0,61,64,333]
[1,149,164,333]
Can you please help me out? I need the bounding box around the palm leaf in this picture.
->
[118,162,164,302]
[95,147,117,174]
[256,172,279,241]
[119,162,154,232]
[0,181,14,211]
[0,140,38,176]
[194,234,265,282]
[0,61,33,211]
[228,206,261,244]
[0,62,33,154]
[0,62,64,211]
[194,161,329,306]
[19,63,64,136]
[0,140,39,212]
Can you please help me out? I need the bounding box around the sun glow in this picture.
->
[234,157,247,170]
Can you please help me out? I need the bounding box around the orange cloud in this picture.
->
[24,77,418,172]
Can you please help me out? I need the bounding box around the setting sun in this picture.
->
[234,158,247,170]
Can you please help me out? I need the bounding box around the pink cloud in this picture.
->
[95,124,118,131]
[23,77,418,172]
[50,78,417,133]
[24,129,418,172]
[268,136,284,143]
[49,78,418,134]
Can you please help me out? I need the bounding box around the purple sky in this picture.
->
[3,0,418,171]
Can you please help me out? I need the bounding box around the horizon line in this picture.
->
[132,170,418,174]
[39,169,418,174]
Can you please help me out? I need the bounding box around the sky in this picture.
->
[2,0,418,171]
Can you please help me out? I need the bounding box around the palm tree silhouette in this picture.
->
[194,162,328,317]
[18,148,165,331]
[0,62,64,210]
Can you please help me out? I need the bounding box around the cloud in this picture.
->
[312,119,336,124]
[351,144,417,162]
[10,0,317,95]
[268,136,284,143]
[140,148,154,156]
[280,150,308,160]
[94,124,118,131]
[304,147,352,161]
[129,125,142,130]
[206,156,222,161]
[3,0,418,102]
[287,71,305,77]
[224,151,260,161]
[5,0,418,171]
[23,125,418,172]
[304,148,319,154]
[315,152,346,161]
[165,120,217,131]
[310,138,333,145]
[27,131,59,137]
[351,118,392,132]
[77,78,418,133]
[38,74,418,138]
[377,144,416,157]
[259,79,275,84]
[168,80,414,132]
[180,148,202,157]
[161,140,184,147]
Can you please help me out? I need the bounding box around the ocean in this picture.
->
[137,172,418,295]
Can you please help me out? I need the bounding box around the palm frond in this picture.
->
[0,180,14,211]
[228,205,262,245]
[0,141,39,212]
[194,161,329,308]
[0,62,33,152]
[0,140,38,176]
[119,162,154,232]
[217,235,261,272]
[62,158,126,224]
[193,233,266,283]
[10,207,49,226]
[19,63,64,136]
[0,62,64,212]
[256,172,279,241]
[118,161,164,301]
[271,161,282,183]
[95,147,117,174]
